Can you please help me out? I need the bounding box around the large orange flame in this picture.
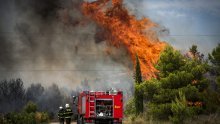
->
[82,0,166,79]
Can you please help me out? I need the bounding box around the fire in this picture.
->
[82,0,166,79]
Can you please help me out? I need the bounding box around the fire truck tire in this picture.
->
[77,115,85,124]
[81,117,85,124]
[77,115,80,124]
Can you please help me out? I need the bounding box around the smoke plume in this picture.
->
[0,0,133,92]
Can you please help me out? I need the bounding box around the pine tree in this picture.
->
[190,45,198,57]
[143,46,209,120]
[134,54,143,115]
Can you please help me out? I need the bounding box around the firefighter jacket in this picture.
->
[64,107,73,118]
[58,108,65,119]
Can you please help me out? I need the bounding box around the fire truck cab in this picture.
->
[73,89,123,124]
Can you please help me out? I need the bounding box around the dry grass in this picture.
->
[185,113,220,124]
[123,113,220,124]
[123,115,171,124]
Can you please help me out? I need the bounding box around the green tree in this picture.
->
[134,54,142,84]
[134,55,143,115]
[24,101,37,113]
[156,46,185,78]
[209,44,220,92]
[144,45,209,121]
[190,45,198,57]
[170,91,194,124]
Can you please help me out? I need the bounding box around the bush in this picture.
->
[125,98,136,116]
[148,103,172,120]
[24,101,37,113]
[203,89,220,113]
[35,112,49,123]
[169,91,194,124]
[4,112,36,124]
[2,102,49,124]
[216,76,220,93]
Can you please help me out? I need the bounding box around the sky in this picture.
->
[127,0,220,54]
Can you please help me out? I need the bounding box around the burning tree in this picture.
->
[82,0,166,79]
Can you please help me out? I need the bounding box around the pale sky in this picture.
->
[126,0,220,54]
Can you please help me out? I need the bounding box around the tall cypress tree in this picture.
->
[135,54,142,84]
[134,54,143,115]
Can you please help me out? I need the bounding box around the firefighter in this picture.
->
[58,106,65,124]
[64,103,73,124]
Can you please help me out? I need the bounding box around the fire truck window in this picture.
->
[96,100,113,117]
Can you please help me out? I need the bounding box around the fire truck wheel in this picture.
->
[77,116,80,124]
[80,116,85,124]
[77,115,84,124]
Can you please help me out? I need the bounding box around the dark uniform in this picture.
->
[64,106,73,124]
[58,107,65,124]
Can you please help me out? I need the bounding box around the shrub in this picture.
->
[125,98,136,116]
[148,103,172,120]
[35,112,49,123]
[24,101,37,113]
[169,91,194,124]
[2,102,49,124]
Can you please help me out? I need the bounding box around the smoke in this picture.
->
[0,0,133,93]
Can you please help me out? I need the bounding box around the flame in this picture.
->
[82,0,166,79]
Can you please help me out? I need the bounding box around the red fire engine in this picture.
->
[73,89,123,124]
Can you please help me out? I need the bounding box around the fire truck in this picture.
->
[73,89,123,124]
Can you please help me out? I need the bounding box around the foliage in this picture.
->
[209,44,220,96]
[125,98,136,116]
[134,45,211,122]
[141,79,160,100]
[217,76,220,93]
[169,91,195,124]
[134,54,142,84]
[134,55,144,115]
[202,89,220,113]
[209,44,220,75]
[156,46,185,78]
[35,112,49,123]
[24,101,37,113]
[0,79,26,113]
[0,79,66,120]
[148,103,172,120]
[189,45,198,57]
[1,102,49,124]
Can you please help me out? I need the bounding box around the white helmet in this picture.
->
[65,104,70,108]
[59,106,63,109]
